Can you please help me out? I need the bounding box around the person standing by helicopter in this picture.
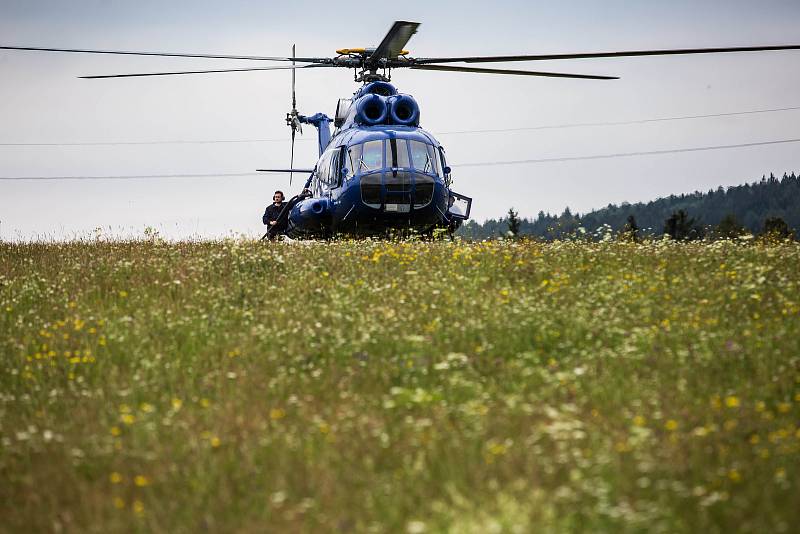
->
[262,191,286,228]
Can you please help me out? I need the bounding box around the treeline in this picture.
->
[458,172,800,240]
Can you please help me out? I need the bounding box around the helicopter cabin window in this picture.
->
[345,144,361,181]
[314,151,330,195]
[409,140,438,176]
[359,140,383,173]
[427,143,440,176]
[328,149,341,187]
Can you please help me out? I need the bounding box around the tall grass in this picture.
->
[1,238,798,532]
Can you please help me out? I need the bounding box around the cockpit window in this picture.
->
[348,139,440,177]
[427,143,441,176]
[392,139,410,169]
[359,140,383,172]
[345,144,360,180]
[409,140,439,176]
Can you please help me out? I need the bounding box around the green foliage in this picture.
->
[664,209,704,241]
[762,216,792,240]
[507,208,521,237]
[1,239,800,532]
[715,214,747,239]
[459,172,800,240]
[622,214,640,242]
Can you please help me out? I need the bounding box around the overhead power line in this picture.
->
[0,172,264,181]
[0,105,798,147]
[436,105,800,135]
[0,139,305,147]
[454,138,800,167]
[1,137,798,180]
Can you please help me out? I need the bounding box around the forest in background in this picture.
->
[457,172,799,240]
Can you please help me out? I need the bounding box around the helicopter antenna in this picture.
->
[285,43,302,186]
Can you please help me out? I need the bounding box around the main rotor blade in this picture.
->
[79,64,334,79]
[414,44,800,64]
[369,21,420,63]
[0,45,329,63]
[410,64,618,80]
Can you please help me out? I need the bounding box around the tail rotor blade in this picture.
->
[292,44,297,111]
[290,129,296,186]
[290,44,297,187]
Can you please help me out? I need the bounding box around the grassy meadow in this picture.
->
[1,237,799,532]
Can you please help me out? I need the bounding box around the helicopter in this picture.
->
[2,21,799,239]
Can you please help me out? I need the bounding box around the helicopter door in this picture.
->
[447,191,472,220]
[438,147,471,220]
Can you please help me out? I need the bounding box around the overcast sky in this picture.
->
[1,0,798,240]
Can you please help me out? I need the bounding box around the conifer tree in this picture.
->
[622,215,639,242]
[664,210,702,240]
[762,217,792,239]
[507,208,521,237]
[715,214,746,239]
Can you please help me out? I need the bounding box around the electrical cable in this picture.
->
[1,137,798,180]
[435,105,800,135]
[454,138,800,167]
[1,105,798,146]
[0,172,263,181]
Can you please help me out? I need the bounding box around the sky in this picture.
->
[1,0,798,240]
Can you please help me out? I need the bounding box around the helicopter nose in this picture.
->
[360,170,434,208]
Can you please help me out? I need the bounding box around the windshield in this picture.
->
[409,140,439,176]
[348,139,440,177]
[359,140,383,172]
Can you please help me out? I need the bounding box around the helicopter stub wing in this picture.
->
[368,21,420,64]
[256,168,314,173]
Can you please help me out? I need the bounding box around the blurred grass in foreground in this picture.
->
[1,238,799,533]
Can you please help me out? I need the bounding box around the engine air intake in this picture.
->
[354,94,388,126]
[388,95,420,126]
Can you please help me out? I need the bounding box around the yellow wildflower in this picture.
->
[664,419,678,431]
[120,414,136,425]
[132,500,144,515]
[134,475,149,487]
[270,408,286,420]
[113,497,125,510]
[632,415,647,427]
[110,426,121,437]
[109,472,123,484]
[724,396,740,408]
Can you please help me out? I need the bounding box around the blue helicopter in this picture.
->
[3,20,799,239]
[259,76,472,239]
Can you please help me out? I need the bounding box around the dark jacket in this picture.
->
[263,202,286,225]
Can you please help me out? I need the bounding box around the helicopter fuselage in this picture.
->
[276,81,471,238]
